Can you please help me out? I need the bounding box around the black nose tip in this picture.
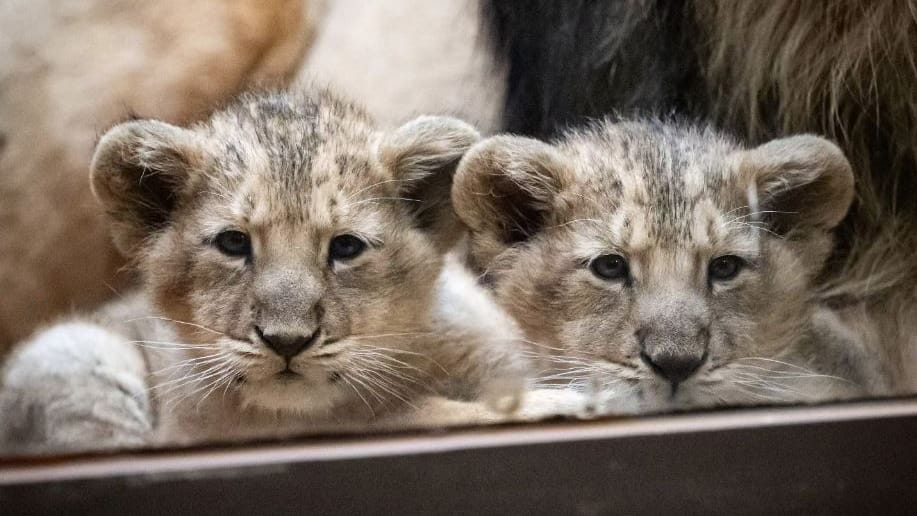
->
[255,326,319,359]
[640,350,706,385]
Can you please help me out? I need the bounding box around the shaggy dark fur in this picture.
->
[484,0,699,138]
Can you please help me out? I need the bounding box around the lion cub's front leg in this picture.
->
[0,322,153,455]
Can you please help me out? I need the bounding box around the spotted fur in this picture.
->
[0,90,526,454]
[454,119,874,413]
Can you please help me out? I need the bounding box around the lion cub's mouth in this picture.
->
[275,369,301,381]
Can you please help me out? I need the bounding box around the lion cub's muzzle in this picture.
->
[251,268,325,360]
[254,325,320,359]
[636,321,710,387]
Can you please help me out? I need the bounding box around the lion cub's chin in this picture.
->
[625,380,714,413]
[238,374,348,415]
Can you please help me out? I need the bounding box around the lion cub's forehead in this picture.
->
[198,91,391,228]
[561,122,746,247]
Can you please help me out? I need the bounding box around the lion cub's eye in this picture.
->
[329,234,368,262]
[590,254,629,281]
[708,255,745,282]
[213,230,251,258]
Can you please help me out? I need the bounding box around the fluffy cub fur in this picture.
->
[0,90,525,454]
[454,120,874,413]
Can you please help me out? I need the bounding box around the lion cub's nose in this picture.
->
[637,326,708,385]
[640,349,705,385]
[255,326,319,359]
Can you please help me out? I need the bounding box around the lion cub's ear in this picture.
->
[90,120,205,255]
[739,135,855,235]
[452,136,574,271]
[378,116,480,251]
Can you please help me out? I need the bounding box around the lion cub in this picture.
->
[453,120,872,414]
[0,90,525,454]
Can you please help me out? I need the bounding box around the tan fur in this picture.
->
[454,120,873,413]
[697,0,917,400]
[0,90,527,454]
[697,0,917,296]
[0,0,317,352]
[699,1,916,205]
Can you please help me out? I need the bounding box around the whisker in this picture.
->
[356,368,418,410]
[345,178,408,202]
[731,364,851,383]
[338,373,376,417]
[124,316,227,337]
[516,337,599,356]
[195,364,239,410]
[345,331,435,341]
[355,346,449,375]
[150,353,227,375]
[734,357,814,369]
[153,360,229,395]
[345,371,386,408]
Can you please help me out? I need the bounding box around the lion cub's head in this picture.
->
[454,120,855,411]
[91,90,479,415]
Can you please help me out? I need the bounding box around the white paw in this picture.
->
[1,322,154,454]
[514,388,592,421]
